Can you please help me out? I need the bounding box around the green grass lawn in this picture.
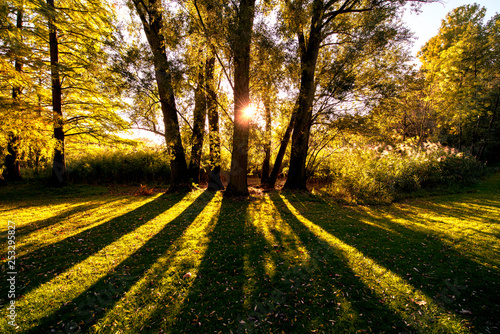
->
[0,175,499,333]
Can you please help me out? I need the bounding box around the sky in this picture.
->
[403,0,500,61]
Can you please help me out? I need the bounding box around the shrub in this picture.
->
[320,140,486,204]
[67,148,171,185]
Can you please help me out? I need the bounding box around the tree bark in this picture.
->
[206,56,224,191]
[260,95,272,184]
[283,9,323,191]
[478,88,499,160]
[264,104,297,189]
[225,0,256,197]
[47,0,66,186]
[132,0,190,192]
[188,58,207,184]
[3,8,23,182]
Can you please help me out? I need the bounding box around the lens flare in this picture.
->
[242,105,256,119]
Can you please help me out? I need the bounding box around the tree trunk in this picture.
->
[260,95,272,184]
[478,88,499,160]
[283,14,322,191]
[132,0,190,192]
[47,0,66,186]
[206,56,224,191]
[3,8,23,182]
[470,115,482,157]
[264,104,297,189]
[3,136,22,182]
[225,0,256,197]
[188,58,207,184]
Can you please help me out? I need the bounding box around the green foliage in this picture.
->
[320,139,486,204]
[67,147,171,185]
[419,4,500,157]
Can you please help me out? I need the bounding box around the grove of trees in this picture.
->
[1,0,498,194]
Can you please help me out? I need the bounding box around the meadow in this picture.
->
[0,174,499,333]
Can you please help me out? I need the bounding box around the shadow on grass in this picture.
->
[0,183,108,211]
[26,190,216,334]
[0,191,189,303]
[167,195,412,334]
[279,191,500,333]
[165,196,253,333]
[262,193,417,333]
[0,200,117,243]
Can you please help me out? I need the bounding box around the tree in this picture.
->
[205,55,224,190]
[1,0,58,182]
[2,3,24,181]
[225,0,257,196]
[278,0,435,191]
[131,0,190,192]
[46,0,66,185]
[419,5,500,159]
[187,53,207,184]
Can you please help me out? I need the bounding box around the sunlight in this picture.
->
[280,195,469,333]
[242,104,256,120]
[11,191,203,331]
[241,195,314,310]
[248,196,311,270]
[386,201,500,270]
[12,197,144,257]
[96,192,223,332]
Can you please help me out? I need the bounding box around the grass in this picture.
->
[0,174,499,333]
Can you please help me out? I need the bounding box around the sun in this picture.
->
[242,105,256,119]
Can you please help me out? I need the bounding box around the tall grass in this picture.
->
[319,140,487,204]
[67,148,171,185]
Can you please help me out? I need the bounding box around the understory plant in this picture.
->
[321,139,486,204]
[67,147,171,185]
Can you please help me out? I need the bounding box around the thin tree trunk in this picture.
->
[4,137,22,181]
[470,115,482,157]
[478,88,499,160]
[188,58,207,184]
[132,0,190,192]
[283,15,322,191]
[260,95,272,184]
[206,56,224,191]
[225,0,256,197]
[47,0,66,185]
[3,7,23,182]
[264,106,297,188]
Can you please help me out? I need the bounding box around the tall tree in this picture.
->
[3,4,24,182]
[188,54,207,184]
[205,55,224,190]
[47,0,65,185]
[225,0,257,196]
[420,5,500,158]
[281,0,433,191]
[131,0,190,192]
[1,0,56,182]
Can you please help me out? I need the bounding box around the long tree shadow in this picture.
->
[279,192,500,333]
[265,193,421,333]
[165,194,413,333]
[26,190,216,334]
[165,196,253,333]
[0,183,109,211]
[0,191,189,304]
[0,199,118,242]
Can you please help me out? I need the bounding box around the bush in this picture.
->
[67,148,171,185]
[320,140,486,204]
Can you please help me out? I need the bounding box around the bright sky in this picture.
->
[403,0,500,60]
